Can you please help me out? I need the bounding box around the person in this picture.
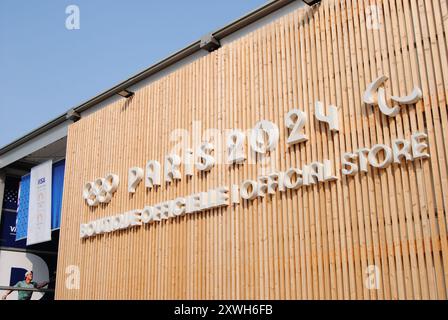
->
[2,271,49,300]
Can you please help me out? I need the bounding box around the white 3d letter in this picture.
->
[103,174,119,193]
[411,132,430,160]
[368,144,393,169]
[250,120,280,153]
[240,180,258,200]
[165,154,182,183]
[196,142,215,171]
[128,167,144,193]
[391,88,423,105]
[364,75,423,117]
[315,101,339,132]
[227,130,246,164]
[342,153,358,176]
[378,87,401,117]
[184,148,194,177]
[145,160,161,189]
[393,139,412,164]
[363,75,389,105]
[94,178,112,203]
[285,109,308,145]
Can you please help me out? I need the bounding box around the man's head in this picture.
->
[25,271,33,282]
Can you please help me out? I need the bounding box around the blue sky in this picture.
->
[0,0,266,148]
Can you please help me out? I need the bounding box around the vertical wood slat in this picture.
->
[55,0,448,300]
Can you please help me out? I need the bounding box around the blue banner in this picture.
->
[0,177,26,248]
[15,159,65,242]
[51,160,65,230]
[15,175,30,241]
[0,210,26,248]
[2,176,19,211]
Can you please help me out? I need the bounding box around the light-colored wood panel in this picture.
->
[55,0,448,300]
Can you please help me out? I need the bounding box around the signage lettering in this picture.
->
[80,75,429,239]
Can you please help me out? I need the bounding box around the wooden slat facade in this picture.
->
[55,0,448,299]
